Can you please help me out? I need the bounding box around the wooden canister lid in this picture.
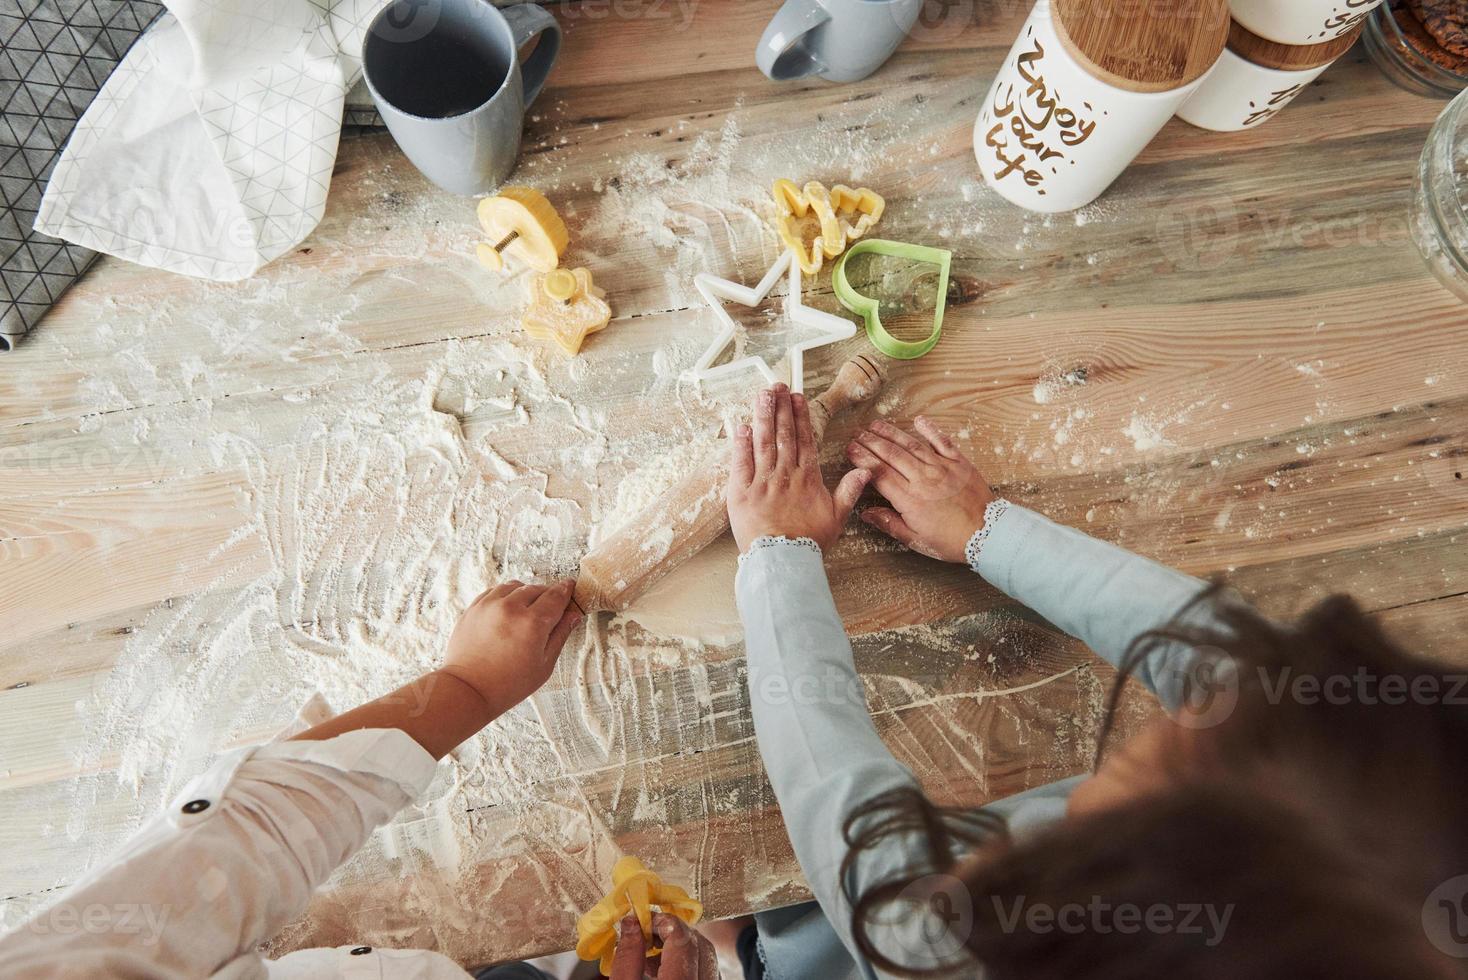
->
[1226,18,1365,70]
[1054,0,1231,92]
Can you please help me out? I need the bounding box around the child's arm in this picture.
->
[0,582,580,977]
[292,579,581,757]
[727,385,947,973]
[848,418,1228,711]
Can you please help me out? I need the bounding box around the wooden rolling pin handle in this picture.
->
[808,353,887,442]
[571,354,889,615]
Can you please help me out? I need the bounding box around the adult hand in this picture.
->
[441,579,581,716]
[609,913,720,980]
[846,417,996,563]
[726,382,870,554]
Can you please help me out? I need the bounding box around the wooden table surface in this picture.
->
[4,0,1467,967]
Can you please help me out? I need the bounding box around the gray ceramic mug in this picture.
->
[362,0,561,196]
[756,0,921,83]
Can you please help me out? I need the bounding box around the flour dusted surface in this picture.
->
[7,92,1124,967]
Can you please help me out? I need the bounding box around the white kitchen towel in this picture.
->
[34,0,390,281]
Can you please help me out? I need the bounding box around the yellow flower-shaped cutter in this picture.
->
[772,178,885,274]
[522,267,611,355]
[575,856,703,975]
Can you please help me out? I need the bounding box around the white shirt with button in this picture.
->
[0,728,480,978]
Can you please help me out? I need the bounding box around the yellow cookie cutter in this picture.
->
[575,856,703,976]
[521,267,611,355]
[772,178,885,275]
[476,185,569,274]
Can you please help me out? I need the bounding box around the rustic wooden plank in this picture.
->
[1372,592,1468,661]
[0,472,267,650]
[544,0,1020,91]
[3,53,1449,429]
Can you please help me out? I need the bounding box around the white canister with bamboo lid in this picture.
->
[1228,0,1383,45]
[1177,20,1363,131]
[974,0,1229,214]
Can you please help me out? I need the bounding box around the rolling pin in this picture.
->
[574,353,888,614]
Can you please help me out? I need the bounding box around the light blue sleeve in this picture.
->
[735,513,1232,976]
[735,538,929,978]
[971,502,1227,712]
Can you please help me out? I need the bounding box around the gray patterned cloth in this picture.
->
[0,0,163,351]
[33,0,402,286]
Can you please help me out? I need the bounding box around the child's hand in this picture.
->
[726,383,870,554]
[609,913,720,980]
[441,579,581,716]
[846,417,996,563]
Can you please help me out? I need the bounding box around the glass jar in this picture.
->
[1411,87,1468,302]
[1363,2,1468,98]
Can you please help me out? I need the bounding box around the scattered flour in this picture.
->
[16,85,1125,966]
[1121,413,1173,452]
[1031,362,1090,406]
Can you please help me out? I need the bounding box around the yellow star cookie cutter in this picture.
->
[575,856,703,976]
[476,185,569,274]
[771,178,885,274]
[522,267,611,355]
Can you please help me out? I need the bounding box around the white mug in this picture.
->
[1176,48,1332,131]
[973,0,1212,213]
[1228,0,1384,45]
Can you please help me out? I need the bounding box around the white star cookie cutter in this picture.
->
[689,249,856,394]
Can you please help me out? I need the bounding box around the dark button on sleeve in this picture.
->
[181,799,210,814]
[350,946,372,955]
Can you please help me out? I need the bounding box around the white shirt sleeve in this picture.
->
[0,728,438,979]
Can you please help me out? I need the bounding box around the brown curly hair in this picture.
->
[840,591,1468,978]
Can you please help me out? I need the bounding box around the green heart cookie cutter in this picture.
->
[832,239,952,360]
